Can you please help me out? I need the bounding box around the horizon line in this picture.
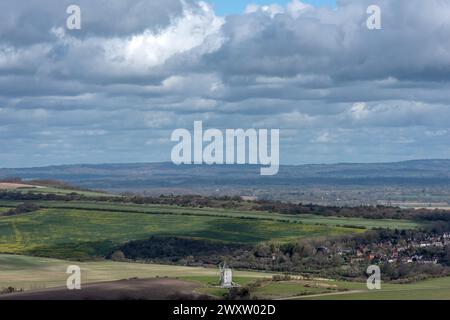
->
[1,158,449,171]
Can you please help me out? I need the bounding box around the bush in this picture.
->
[272,274,292,281]
[1,287,23,294]
[224,287,252,300]
[1,203,40,216]
[110,250,126,262]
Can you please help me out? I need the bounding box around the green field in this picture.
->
[0,207,364,259]
[0,200,421,228]
[297,277,450,300]
[225,277,450,300]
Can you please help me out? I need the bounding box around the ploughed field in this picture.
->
[0,199,420,260]
[0,278,203,300]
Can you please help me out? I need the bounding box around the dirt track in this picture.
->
[0,278,204,300]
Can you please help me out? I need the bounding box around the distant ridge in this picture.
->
[0,159,449,188]
[2,158,450,170]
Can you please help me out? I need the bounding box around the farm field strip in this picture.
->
[11,187,114,197]
[0,200,421,230]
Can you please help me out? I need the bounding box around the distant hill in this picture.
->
[1,160,450,205]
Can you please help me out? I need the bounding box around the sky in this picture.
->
[209,0,336,16]
[1,0,450,168]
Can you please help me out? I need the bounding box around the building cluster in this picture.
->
[332,233,450,265]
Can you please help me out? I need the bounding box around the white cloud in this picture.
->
[103,1,224,70]
[313,131,333,143]
[287,0,313,18]
[245,3,285,18]
[350,102,370,121]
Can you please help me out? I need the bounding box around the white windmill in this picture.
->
[219,262,239,288]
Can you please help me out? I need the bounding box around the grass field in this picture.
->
[222,277,450,300]
[0,207,364,259]
[297,277,450,300]
[0,207,9,214]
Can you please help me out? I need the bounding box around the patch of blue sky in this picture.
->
[208,0,336,16]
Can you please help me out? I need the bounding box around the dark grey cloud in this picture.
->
[0,0,189,45]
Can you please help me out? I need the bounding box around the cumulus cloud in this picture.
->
[1,0,450,167]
